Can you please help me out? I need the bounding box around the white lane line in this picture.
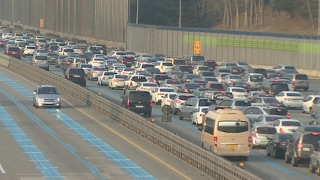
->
[0,164,5,173]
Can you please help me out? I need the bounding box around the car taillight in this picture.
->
[277,73,281,77]
[200,113,205,117]
[130,82,133,86]
[280,128,284,134]
[292,81,296,88]
[67,74,70,78]
[214,65,218,69]
[150,99,152,107]
[297,143,303,149]
[67,62,70,65]
[127,98,130,107]
[176,100,182,104]
[121,60,125,63]
[253,132,257,138]
[247,83,250,87]
[214,136,218,146]
[277,141,286,146]
[153,79,157,83]
[248,137,252,147]
[93,71,97,74]
[229,80,233,83]
[161,66,163,69]
[114,79,118,82]
[183,88,188,93]
[287,112,291,119]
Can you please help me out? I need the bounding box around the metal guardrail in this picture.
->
[2,56,263,180]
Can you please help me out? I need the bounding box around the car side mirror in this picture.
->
[181,102,185,106]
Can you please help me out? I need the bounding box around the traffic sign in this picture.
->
[161,105,172,114]
[161,114,172,122]
[40,19,44,28]
[194,41,201,55]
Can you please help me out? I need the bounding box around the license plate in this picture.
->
[74,75,80,77]
[12,52,16,54]
[136,105,144,108]
[228,144,238,150]
[303,147,310,151]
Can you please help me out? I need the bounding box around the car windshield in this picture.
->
[204,77,218,82]
[162,62,173,66]
[235,101,251,106]
[209,84,223,89]
[218,121,249,133]
[38,87,58,94]
[286,93,302,97]
[173,60,185,65]
[230,75,242,79]
[47,53,59,57]
[115,75,127,79]
[285,66,295,70]
[281,121,301,126]
[155,75,170,80]
[193,56,204,61]
[93,67,106,71]
[129,92,151,101]
[185,83,200,88]
[143,83,158,87]
[35,56,47,60]
[238,62,249,65]
[202,72,214,76]
[232,88,246,92]
[160,88,175,92]
[64,49,74,52]
[250,75,264,82]
[265,116,283,122]
[178,95,195,100]
[198,66,209,70]
[142,64,155,68]
[132,76,147,82]
[166,79,181,84]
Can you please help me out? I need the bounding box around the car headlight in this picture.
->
[38,98,44,102]
[57,98,60,101]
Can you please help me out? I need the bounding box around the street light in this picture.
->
[136,0,139,24]
[179,0,181,27]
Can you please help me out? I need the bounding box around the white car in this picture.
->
[302,95,320,114]
[88,57,105,67]
[109,66,125,73]
[22,45,36,56]
[192,65,209,75]
[154,61,173,73]
[275,91,304,109]
[226,87,247,99]
[97,71,117,86]
[273,119,302,134]
[135,82,158,93]
[135,63,155,71]
[120,67,135,75]
[161,92,177,108]
[191,106,209,126]
[108,74,127,89]
[151,87,175,105]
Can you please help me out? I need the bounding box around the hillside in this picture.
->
[214,6,318,35]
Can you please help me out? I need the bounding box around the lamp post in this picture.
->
[179,0,181,27]
[136,0,139,24]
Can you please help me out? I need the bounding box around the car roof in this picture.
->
[276,119,300,122]
[38,84,55,88]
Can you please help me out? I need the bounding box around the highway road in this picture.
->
[39,60,320,180]
[0,61,211,179]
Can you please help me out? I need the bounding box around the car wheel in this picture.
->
[173,108,178,115]
[273,148,279,159]
[291,155,298,167]
[35,103,39,108]
[97,81,100,85]
[284,153,290,163]
[178,110,183,120]
[309,161,316,173]
[57,105,61,109]
[266,146,270,156]
[155,100,160,105]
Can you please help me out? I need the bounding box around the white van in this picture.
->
[201,109,251,160]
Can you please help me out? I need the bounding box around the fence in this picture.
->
[0,55,262,180]
[127,24,320,74]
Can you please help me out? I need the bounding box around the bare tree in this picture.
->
[243,0,249,26]
[260,0,264,27]
[235,0,240,29]
[307,0,315,28]
[223,0,230,26]
[250,0,254,25]
[228,0,233,29]
[255,0,258,26]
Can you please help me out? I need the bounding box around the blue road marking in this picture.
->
[0,73,157,179]
[0,105,63,179]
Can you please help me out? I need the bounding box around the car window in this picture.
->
[35,56,48,60]
[295,74,308,80]
[257,127,276,134]
[38,87,58,94]
[263,108,287,115]
[234,100,251,106]
[286,93,302,97]
[250,75,264,82]
[129,92,151,102]
[69,69,85,75]
[178,95,195,100]
[218,121,249,133]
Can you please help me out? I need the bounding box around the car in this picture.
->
[149,74,172,85]
[251,97,285,108]
[310,97,320,117]
[22,45,36,57]
[154,61,174,73]
[108,74,127,89]
[203,60,218,71]
[255,115,285,126]
[241,73,264,91]
[275,91,304,109]
[247,91,267,100]
[260,78,290,95]
[63,68,86,87]
[88,57,105,67]
[252,124,277,149]
[285,126,320,167]
[166,70,184,79]
[47,52,59,65]
[219,99,252,111]
[161,92,177,108]
[176,83,201,93]
[225,87,247,99]
[97,71,118,86]
[242,106,290,124]
[151,87,175,105]
[135,82,158,93]
[134,62,155,71]
[136,53,153,61]
[170,93,196,115]
[265,69,279,79]
[87,66,107,81]
[77,63,93,75]
[122,90,152,117]
[273,119,302,134]
[234,61,251,70]
[192,65,209,75]
[124,75,148,91]
[5,46,21,59]
[205,82,225,91]
[32,85,61,108]
[191,106,209,126]
[120,67,135,75]
[179,98,213,120]
[31,53,49,71]
[220,74,242,87]
[309,141,320,175]
[190,78,208,88]
[266,133,293,159]
[109,65,126,73]
[227,81,250,91]
[174,65,193,73]
[55,55,68,68]
[302,95,320,114]
[282,73,309,91]
[273,64,298,72]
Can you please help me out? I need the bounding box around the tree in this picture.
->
[260,0,265,27]
[235,0,240,29]
[243,0,249,26]
[307,0,315,28]
[250,0,254,25]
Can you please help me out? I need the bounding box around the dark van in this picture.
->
[64,68,86,87]
[122,90,152,117]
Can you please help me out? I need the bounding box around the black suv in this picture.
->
[203,60,218,71]
[118,55,135,67]
[64,68,86,87]
[285,125,320,166]
[122,90,152,117]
